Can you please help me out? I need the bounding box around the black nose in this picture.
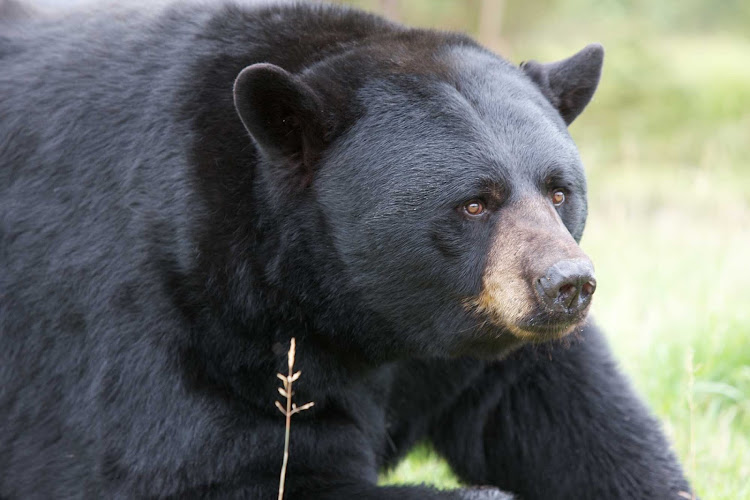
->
[537,259,596,314]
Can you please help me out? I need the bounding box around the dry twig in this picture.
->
[275,338,314,500]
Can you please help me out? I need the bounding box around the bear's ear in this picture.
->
[521,43,604,125]
[233,63,325,183]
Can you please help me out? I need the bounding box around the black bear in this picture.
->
[0,1,693,499]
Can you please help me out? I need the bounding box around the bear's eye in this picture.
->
[463,200,485,216]
[551,189,566,207]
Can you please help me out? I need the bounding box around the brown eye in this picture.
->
[464,200,485,216]
[551,190,565,206]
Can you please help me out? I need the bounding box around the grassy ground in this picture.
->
[355,1,750,498]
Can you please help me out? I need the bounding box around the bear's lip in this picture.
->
[512,322,580,340]
[510,307,591,341]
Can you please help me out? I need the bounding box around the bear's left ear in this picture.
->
[233,63,326,186]
[521,43,604,125]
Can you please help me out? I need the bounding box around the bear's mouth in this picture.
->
[506,300,593,341]
[465,289,593,343]
[453,299,592,359]
[509,317,588,341]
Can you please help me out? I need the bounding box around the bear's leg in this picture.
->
[301,484,513,500]
[192,482,513,499]
[429,324,694,500]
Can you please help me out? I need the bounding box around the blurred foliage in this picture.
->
[339,0,750,174]
[342,0,750,36]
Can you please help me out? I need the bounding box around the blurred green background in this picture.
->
[328,0,750,497]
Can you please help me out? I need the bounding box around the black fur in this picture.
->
[0,2,692,499]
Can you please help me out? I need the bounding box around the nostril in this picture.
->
[582,279,596,298]
[557,282,579,308]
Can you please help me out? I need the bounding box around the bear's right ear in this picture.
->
[521,43,604,125]
[233,63,325,184]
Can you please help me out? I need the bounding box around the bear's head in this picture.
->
[232,35,603,360]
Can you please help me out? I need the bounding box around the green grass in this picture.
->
[357,1,750,498]
[582,164,750,500]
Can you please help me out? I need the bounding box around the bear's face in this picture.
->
[233,42,604,359]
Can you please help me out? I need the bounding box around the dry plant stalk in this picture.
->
[275,338,314,500]
[678,349,697,500]
[677,349,696,500]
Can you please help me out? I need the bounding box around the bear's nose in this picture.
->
[536,258,596,314]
